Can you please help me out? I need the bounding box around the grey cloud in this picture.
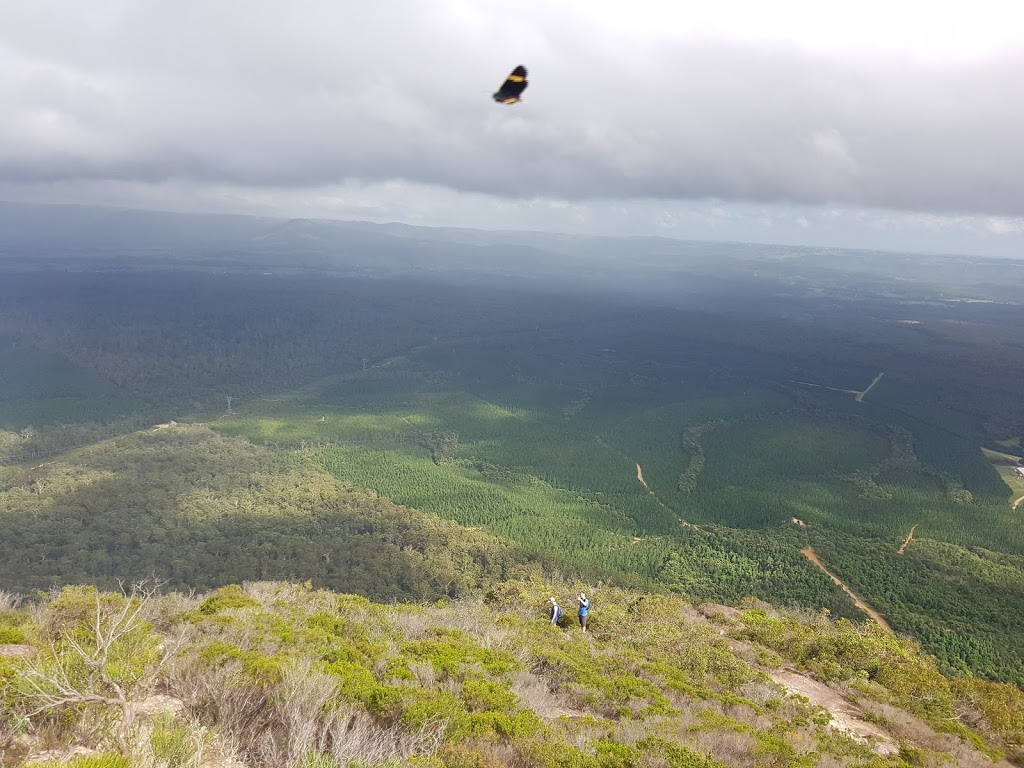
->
[1,1,1023,216]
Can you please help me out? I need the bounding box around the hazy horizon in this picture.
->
[2,1,1023,259]
[2,197,1022,264]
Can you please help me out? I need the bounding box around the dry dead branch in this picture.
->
[18,580,186,748]
[0,590,23,612]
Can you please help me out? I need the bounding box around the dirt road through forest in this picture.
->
[896,524,918,555]
[855,372,885,402]
[636,463,650,491]
[802,547,892,632]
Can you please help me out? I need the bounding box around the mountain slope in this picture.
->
[0,425,541,600]
[0,581,1020,767]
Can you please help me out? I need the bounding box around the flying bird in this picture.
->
[492,65,528,104]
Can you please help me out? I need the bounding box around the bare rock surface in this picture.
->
[0,644,36,658]
[135,693,185,719]
[769,669,899,757]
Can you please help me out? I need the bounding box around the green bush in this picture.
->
[461,678,517,713]
[308,612,385,665]
[197,585,260,615]
[402,689,470,740]
[635,737,731,768]
[198,640,284,684]
[149,712,199,767]
[468,708,543,741]
[952,677,1024,760]
[323,659,379,704]
[302,752,334,768]
[0,626,25,644]
[402,628,521,678]
[30,756,132,768]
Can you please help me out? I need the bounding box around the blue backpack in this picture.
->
[555,605,564,621]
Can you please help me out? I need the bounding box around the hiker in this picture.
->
[577,591,590,632]
[547,597,563,626]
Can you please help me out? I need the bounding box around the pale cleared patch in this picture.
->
[770,670,898,756]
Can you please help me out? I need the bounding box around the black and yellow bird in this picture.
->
[492,65,528,104]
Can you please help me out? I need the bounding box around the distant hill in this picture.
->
[4,199,1023,304]
[0,200,272,251]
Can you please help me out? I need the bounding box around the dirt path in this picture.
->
[636,463,650,491]
[593,437,696,528]
[634,461,696,527]
[896,524,918,555]
[190,413,231,427]
[981,446,1024,462]
[802,547,892,632]
[979,448,1024,508]
[855,372,885,403]
[785,379,860,395]
[784,373,884,403]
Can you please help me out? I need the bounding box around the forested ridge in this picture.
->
[0,427,540,601]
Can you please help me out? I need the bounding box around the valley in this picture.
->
[1,206,1023,693]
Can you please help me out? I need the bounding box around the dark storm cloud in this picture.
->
[1,1,1023,215]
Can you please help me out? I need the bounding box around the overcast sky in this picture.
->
[2,0,1023,257]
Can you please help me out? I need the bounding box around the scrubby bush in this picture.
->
[30,755,131,768]
[0,583,1010,767]
[197,585,261,615]
[952,677,1024,761]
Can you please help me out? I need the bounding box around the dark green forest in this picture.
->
[2,206,1024,692]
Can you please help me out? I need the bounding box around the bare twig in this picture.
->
[0,590,22,612]
[17,579,185,749]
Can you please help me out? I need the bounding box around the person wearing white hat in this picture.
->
[547,597,563,626]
